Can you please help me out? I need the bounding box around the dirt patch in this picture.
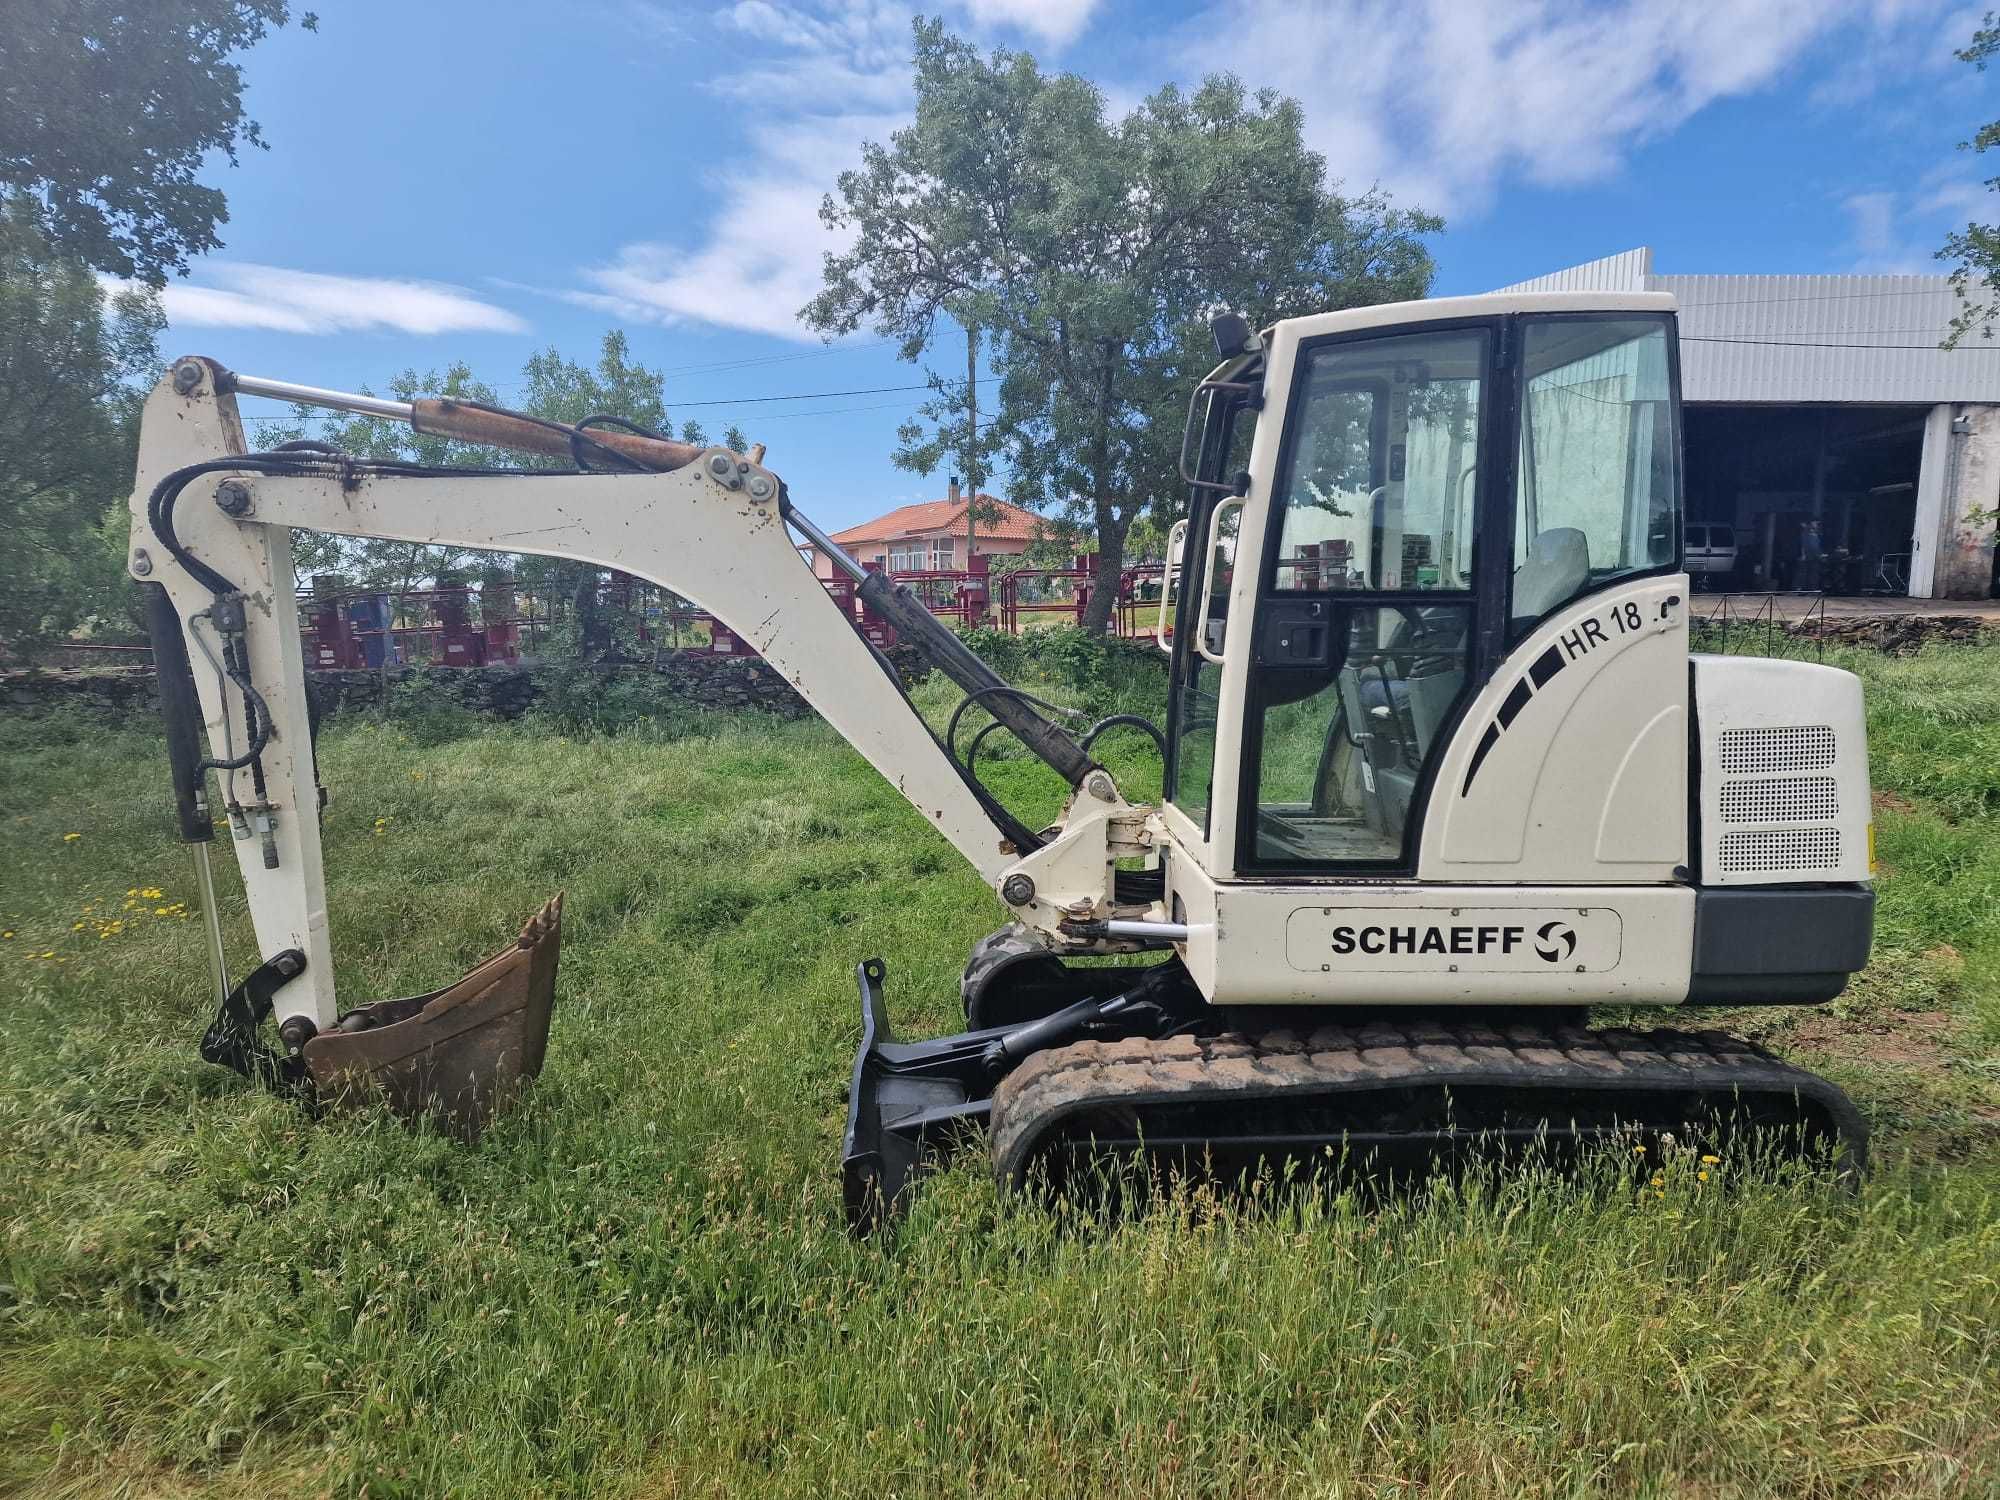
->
[1787,1008,1958,1069]
[1872,789,1918,817]
[1781,1004,2000,1126]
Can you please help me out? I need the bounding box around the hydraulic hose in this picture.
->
[141,582,214,844]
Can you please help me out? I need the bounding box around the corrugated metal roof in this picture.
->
[1502,247,1655,294]
[1497,248,2000,404]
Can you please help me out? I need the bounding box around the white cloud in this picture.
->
[960,0,1101,46]
[565,3,922,340]
[575,0,1110,340]
[1844,190,1903,265]
[585,0,1960,341]
[1841,161,1988,272]
[1180,0,1956,217]
[1917,174,1987,220]
[569,100,916,339]
[569,119,897,340]
[118,263,528,336]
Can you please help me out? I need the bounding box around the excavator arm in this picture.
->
[127,356,1166,1134]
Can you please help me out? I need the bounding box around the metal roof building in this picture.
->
[1502,249,2000,598]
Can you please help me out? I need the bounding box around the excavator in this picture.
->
[129,291,1876,1228]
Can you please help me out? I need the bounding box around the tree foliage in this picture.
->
[0,0,316,283]
[0,205,163,649]
[1941,11,2000,347]
[804,19,1439,629]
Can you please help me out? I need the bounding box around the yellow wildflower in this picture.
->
[1,931,13,940]
[1700,1154,1720,1165]
[1697,1170,1710,1183]
[63,832,81,842]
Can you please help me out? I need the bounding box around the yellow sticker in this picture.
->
[1867,822,1877,874]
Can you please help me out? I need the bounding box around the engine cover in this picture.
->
[1692,655,1873,886]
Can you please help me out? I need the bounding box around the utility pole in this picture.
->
[964,320,979,565]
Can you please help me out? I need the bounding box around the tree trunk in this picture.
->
[572,566,607,659]
[1081,339,1120,635]
[1082,506,1129,635]
[964,321,978,566]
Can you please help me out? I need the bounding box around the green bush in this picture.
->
[956,623,1168,710]
[384,668,482,747]
[524,665,713,740]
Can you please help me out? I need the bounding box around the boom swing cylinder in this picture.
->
[128,291,1877,1226]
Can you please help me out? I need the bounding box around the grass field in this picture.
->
[3,640,1999,1498]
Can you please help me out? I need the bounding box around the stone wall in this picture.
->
[2,645,934,722]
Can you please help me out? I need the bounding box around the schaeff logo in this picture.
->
[1330,921,1576,965]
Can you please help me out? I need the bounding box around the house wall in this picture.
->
[811,533,1031,580]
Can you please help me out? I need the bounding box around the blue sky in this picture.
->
[144,0,1997,533]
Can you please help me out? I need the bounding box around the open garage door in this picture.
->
[1682,405,1928,595]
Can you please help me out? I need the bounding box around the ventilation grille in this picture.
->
[1718,827,1841,874]
[1718,724,1835,774]
[1719,775,1839,825]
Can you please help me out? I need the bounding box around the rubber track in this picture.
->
[990,1021,1868,1186]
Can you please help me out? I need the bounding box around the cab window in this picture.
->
[1271,328,1484,594]
[1513,316,1679,638]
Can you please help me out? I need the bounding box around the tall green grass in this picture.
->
[1,642,1997,1497]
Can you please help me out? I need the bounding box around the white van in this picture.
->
[1684,523,1738,584]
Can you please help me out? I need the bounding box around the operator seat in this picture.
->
[1512,527,1589,627]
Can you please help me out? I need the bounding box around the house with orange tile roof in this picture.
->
[808,477,1048,579]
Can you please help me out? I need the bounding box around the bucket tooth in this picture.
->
[302,894,562,1141]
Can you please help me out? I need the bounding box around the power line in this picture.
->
[654,339,897,378]
[1681,333,1993,351]
[1663,284,1969,310]
[742,399,924,422]
[668,382,929,408]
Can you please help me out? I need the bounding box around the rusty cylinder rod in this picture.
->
[225,371,707,473]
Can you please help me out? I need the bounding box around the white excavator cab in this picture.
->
[1168,299,1684,877]
[1150,297,1870,1013]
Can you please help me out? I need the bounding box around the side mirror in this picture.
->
[1211,311,1262,359]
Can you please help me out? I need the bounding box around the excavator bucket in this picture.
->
[302,895,562,1141]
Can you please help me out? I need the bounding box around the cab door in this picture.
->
[1232,319,1495,875]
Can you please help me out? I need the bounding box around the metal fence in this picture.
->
[1691,591,1833,661]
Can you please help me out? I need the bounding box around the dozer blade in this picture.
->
[302,895,562,1142]
[842,958,1001,1232]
